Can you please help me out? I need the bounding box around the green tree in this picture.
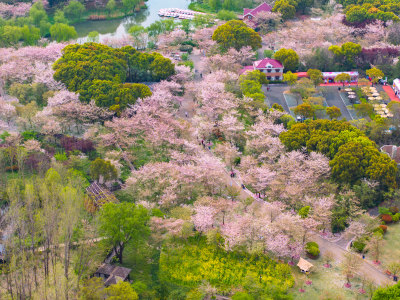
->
[53,43,172,105]
[326,106,342,119]
[128,25,146,48]
[329,42,361,67]
[0,26,22,46]
[273,48,299,72]
[355,103,373,118]
[283,71,298,85]
[298,206,310,218]
[217,10,238,20]
[80,277,106,300]
[87,31,99,43]
[212,20,262,51]
[106,0,116,16]
[273,0,296,20]
[307,69,323,87]
[372,283,400,300]
[366,67,384,84]
[180,19,192,37]
[334,73,351,86]
[346,6,368,23]
[122,0,140,15]
[294,103,315,119]
[54,10,68,24]
[194,14,214,28]
[90,158,118,182]
[98,202,150,264]
[29,1,48,27]
[150,56,176,81]
[106,281,138,299]
[50,23,78,42]
[20,25,40,46]
[329,141,395,187]
[63,0,85,22]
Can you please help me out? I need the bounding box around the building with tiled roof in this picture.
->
[240,58,284,81]
[242,2,273,29]
[94,263,131,286]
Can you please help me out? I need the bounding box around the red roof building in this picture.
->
[240,58,284,81]
[243,2,273,28]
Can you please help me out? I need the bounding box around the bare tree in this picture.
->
[341,252,362,287]
[365,234,385,264]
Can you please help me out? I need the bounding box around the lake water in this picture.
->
[75,0,191,43]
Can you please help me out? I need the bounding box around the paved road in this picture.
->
[322,88,353,121]
[313,234,391,286]
[263,85,290,113]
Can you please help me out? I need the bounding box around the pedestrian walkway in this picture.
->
[383,85,400,102]
[320,82,371,87]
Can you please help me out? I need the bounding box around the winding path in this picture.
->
[312,234,391,286]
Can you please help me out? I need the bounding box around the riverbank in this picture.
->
[79,4,148,23]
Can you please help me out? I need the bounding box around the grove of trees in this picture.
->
[53,43,175,110]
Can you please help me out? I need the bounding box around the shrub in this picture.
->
[306,241,319,248]
[179,60,194,70]
[307,246,320,257]
[179,45,193,53]
[272,103,284,111]
[181,53,189,61]
[390,207,399,214]
[379,207,391,215]
[373,227,384,236]
[234,156,241,165]
[181,40,198,47]
[264,49,274,58]
[21,130,39,141]
[332,216,347,233]
[54,152,68,161]
[298,206,310,218]
[0,131,11,143]
[305,242,320,257]
[352,240,366,252]
[379,225,388,233]
[381,214,393,223]
[393,213,400,222]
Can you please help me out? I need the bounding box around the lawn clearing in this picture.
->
[290,256,369,300]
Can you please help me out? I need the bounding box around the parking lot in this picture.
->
[321,87,353,120]
[265,85,356,121]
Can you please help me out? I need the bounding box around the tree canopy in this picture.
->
[212,20,262,51]
[53,43,175,109]
[280,119,397,189]
[98,202,150,264]
[273,48,299,72]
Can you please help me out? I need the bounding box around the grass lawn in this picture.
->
[367,222,400,268]
[290,257,370,300]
